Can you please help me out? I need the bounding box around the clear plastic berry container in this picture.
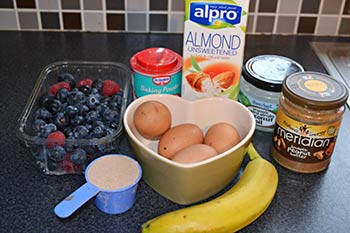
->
[17,61,131,175]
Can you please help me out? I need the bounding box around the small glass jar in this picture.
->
[239,55,304,132]
[271,71,348,173]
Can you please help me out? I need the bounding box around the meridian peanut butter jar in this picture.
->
[271,71,348,173]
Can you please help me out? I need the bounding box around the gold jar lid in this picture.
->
[282,71,348,110]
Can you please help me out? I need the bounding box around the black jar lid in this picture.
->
[283,71,349,110]
[242,55,304,92]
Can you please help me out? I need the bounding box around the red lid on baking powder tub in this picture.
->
[130,48,182,76]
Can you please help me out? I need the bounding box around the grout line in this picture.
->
[124,0,128,31]
[57,0,63,30]
[314,0,325,35]
[336,0,347,34]
[35,0,42,30]
[293,0,303,34]
[273,0,282,34]
[13,0,20,30]
[80,0,85,31]
[168,0,172,32]
[102,0,107,31]
[146,0,150,32]
[252,0,260,33]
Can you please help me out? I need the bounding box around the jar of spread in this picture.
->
[130,48,182,98]
[271,71,349,173]
[239,55,304,132]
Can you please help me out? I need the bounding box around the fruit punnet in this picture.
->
[141,144,278,233]
[31,72,124,173]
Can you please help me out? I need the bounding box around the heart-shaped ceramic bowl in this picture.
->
[123,94,255,205]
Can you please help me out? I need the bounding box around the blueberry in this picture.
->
[56,88,69,102]
[67,90,86,105]
[79,85,91,95]
[71,148,87,165]
[109,93,123,110]
[64,140,75,152]
[109,122,119,129]
[48,145,66,161]
[62,127,74,138]
[47,99,62,114]
[47,160,60,171]
[106,127,115,135]
[37,148,48,162]
[78,104,90,116]
[102,97,111,106]
[73,125,89,139]
[90,88,100,95]
[70,115,84,126]
[92,79,104,91]
[103,108,119,123]
[54,112,69,129]
[58,73,76,89]
[64,105,79,118]
[87,94,100,109]
[95,104,108,115]
[42,123,57,137]
[32,119,46,134]
[85,111,100,124]
[93,124,107,138]
[35,108,53,121]
[85,124,92,131]
[38,94,54,108]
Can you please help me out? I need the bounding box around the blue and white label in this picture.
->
[189,3,242,26]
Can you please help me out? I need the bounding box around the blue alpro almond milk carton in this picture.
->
[182,0,249,100]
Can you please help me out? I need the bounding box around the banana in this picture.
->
[141,143,278,233]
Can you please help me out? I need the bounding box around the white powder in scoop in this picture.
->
[87,156,140,191]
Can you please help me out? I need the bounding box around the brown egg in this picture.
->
[133,101,171,139]
[204,122,240,154]
[158,123,204,159]
[172,144,218,164]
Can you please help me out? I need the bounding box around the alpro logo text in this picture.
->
[189,2,242,26]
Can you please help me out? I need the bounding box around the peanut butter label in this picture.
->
[273,110,340,163]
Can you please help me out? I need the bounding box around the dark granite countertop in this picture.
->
[0,31,349,233]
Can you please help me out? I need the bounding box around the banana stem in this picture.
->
[247,143,261,161]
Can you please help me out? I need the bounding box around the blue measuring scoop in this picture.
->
[54,154,142,218]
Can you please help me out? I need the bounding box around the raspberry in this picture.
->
[46,131,66,149]
[77,78,93,88]
[49,82,71,95]
[102,80,120,96]
[60,153,81,172]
